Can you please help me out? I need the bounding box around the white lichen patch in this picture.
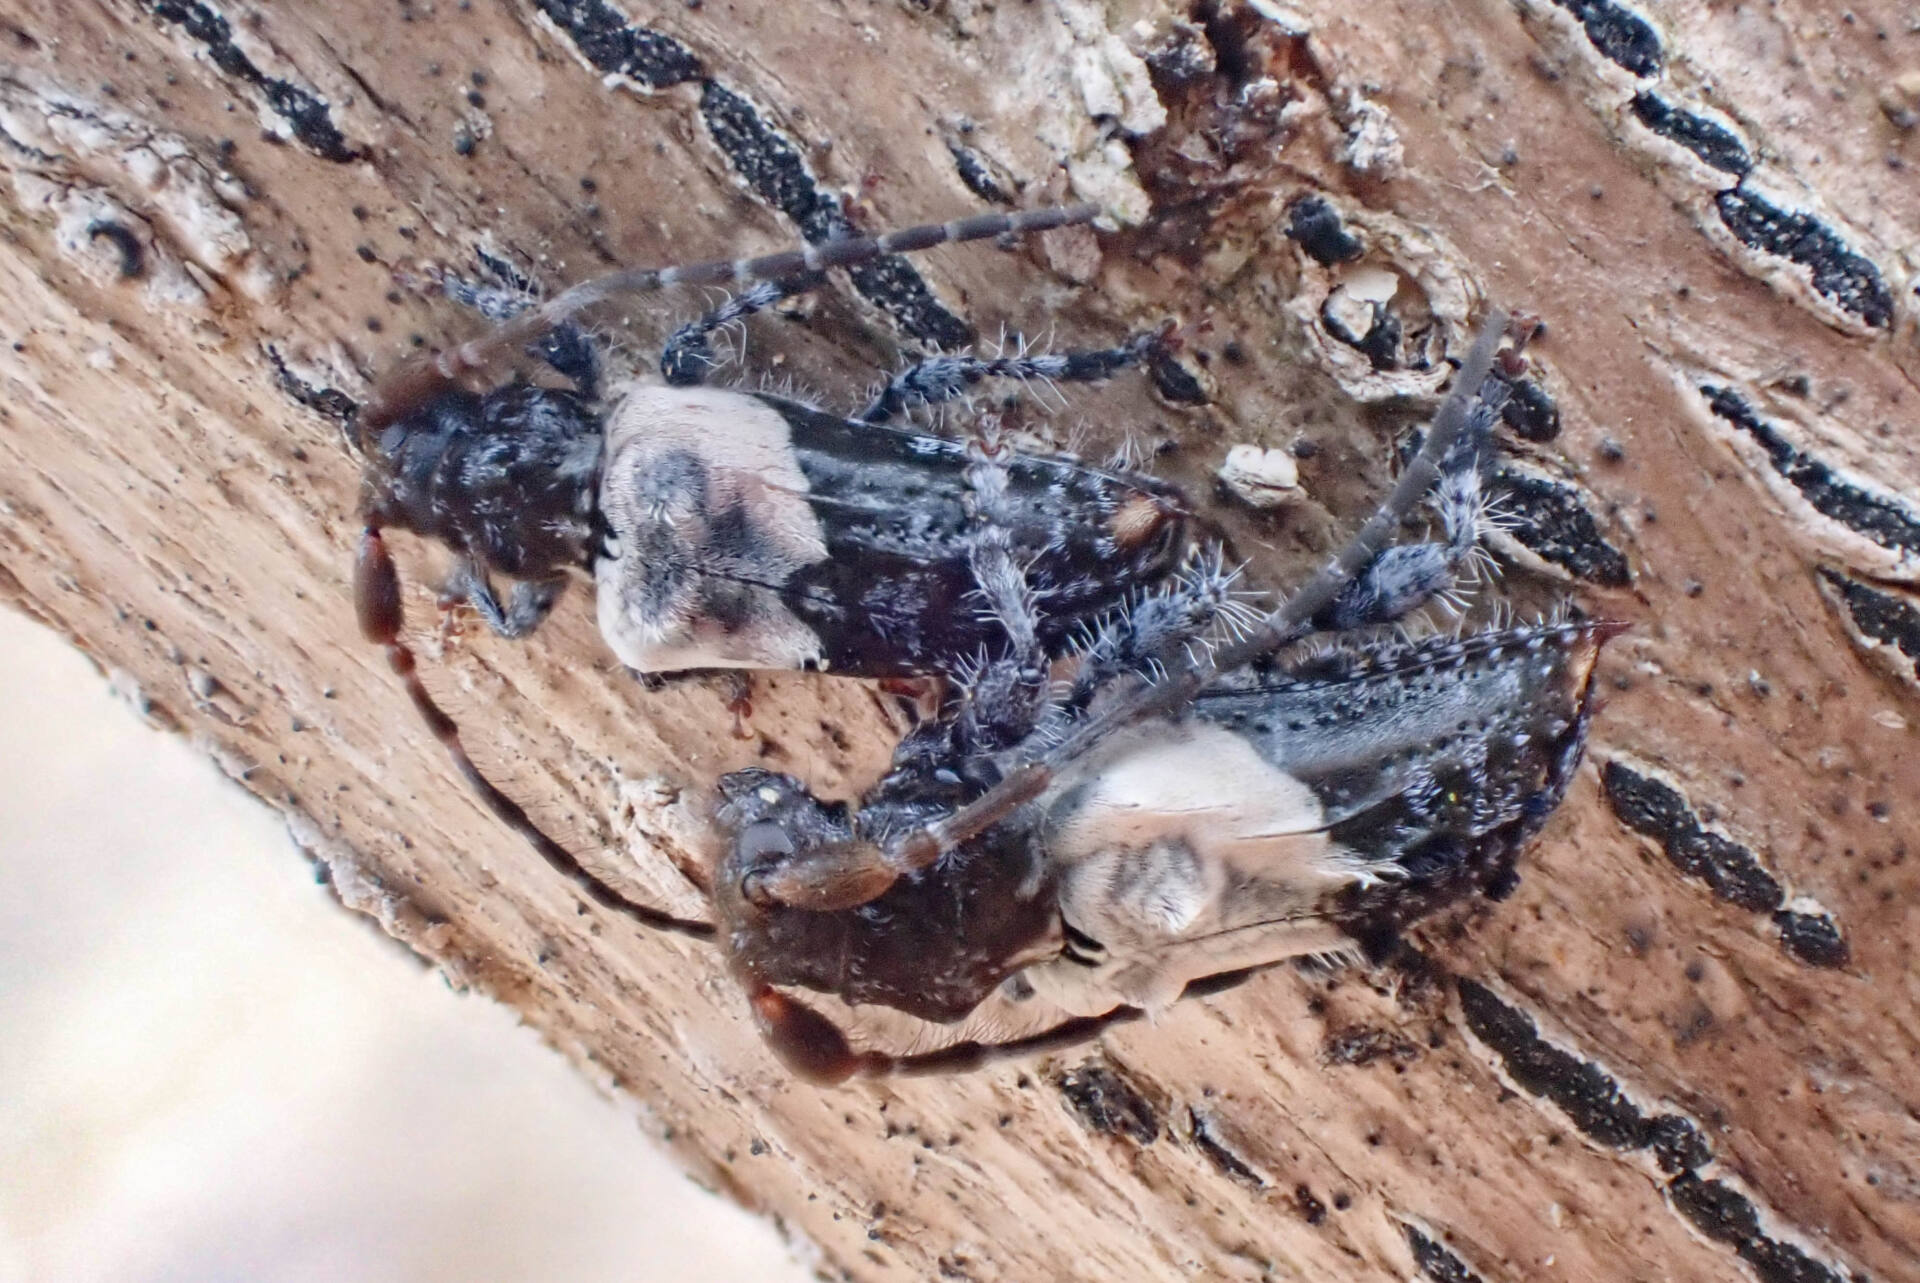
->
[0,71,274,303]
[1054,0,1165,137]
[1337,90,1405,179]
[1670,366,1920,585]
[978,1,1162,225]
[1217,444,1302,509]
[1066,138,1153,226]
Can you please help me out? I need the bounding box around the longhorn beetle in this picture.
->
[705,312,1622,1079]
[358,303,1621,1079]
[352,203,1197,681]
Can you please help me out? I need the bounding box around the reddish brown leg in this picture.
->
[723,673,755,742]
[748,986,876,1085]
[1496,312,1542,379]
[739,838,899,913]
[352,326,515,442]
[353,353,461,442]
[354,525,714,940]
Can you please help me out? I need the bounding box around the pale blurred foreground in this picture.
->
[0,608,806,1283]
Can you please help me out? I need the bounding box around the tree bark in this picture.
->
[3,1,1915,1279]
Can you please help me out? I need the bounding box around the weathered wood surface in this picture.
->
[2,2,1915,1279]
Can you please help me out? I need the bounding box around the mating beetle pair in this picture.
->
[350,204,1614,1081]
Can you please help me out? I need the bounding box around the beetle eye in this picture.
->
[737,820,795,866]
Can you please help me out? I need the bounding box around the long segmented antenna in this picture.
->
[882,310,1516,874]
[355,526,715,941]
[357,203,1102,439]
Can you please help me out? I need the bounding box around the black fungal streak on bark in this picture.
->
[1403,1225,1485,1283]
[531,0,704,87]
[1285,195,1364,266]
[1601,761,1783,912]
[843,253,974,350]
[1818,568,1920,685]
[1457,978,1653,1150]
[1456,982,1857,1280]
[1460,986,1726,1172]
[86,221,144,278]
[1627,92,1751,176]
[1606,766,1758,903]
[1703,387,1920,555]
[1548,0,1664,78]
[1712,191,1894,328]
[1772,909,1851,970]
[1489,466,1631,585]
[947,143,1009,204]
[1056,1062,1160,1144]
[1187,1109,1264,1186]
[697,84,972,349]
[1645,1112,1715,1175]
[698,82,840,237]
[1666,1174,1852,1283]
[266,346,358,425]
[146,2,360,163]
[1600,761,1850,968]
[532,2,972,347]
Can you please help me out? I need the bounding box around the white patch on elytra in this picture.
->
[1036,721,1393,1013]
[1217,443,1301,509]
[595,385,829,672]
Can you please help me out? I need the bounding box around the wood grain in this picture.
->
[2,2,1913,1279]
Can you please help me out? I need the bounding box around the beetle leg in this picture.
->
[747,970,1267,1081]
[440,556,569,640]
[857,323,1178,425]
[355,525,714,940]
[660,274,824,386]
